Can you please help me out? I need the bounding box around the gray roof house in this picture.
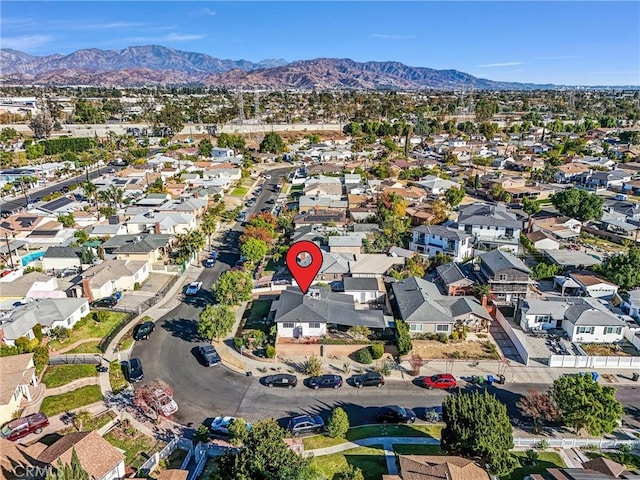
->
[391,276,492,335]
[41,246,83,272]
[477,249,532,303]
[435,262,474,296]
[456,203,523,253]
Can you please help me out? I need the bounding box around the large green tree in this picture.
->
[213,419,311,480]
[550,374,623,435]
[441,390,516,476]
[260,132,286,154]
[198,304,236,341]
[550,188,603,221]
[155,103,185,137]
[597,246,640,290]
[240,237,269,264]
[46,449,89,480]
[326,407,349,439]
[213,270,253,306]
[444,186,465,208]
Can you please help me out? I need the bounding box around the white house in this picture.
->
[519,297,626,343]
[569,273,619,300]
[80,260,149,301]
[303,176,343,200]
[418,175,460,195]
[409,225,473,262]
[211,147,235,158]
[126,211,196,235]
[456,203,523,253]
[525,231,560,250]
[343,277,386,304]
[0,353,38,425]
[41,246,83,272]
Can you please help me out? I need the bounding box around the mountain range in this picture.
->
[0,45,555,90]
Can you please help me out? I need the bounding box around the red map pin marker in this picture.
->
[285,240,323,295]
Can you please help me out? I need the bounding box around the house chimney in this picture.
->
[193,192,199,199]
[155,222,161,234]
[481,295,488,308]
[81,277,94,302]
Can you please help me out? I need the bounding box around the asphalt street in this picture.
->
[132,167,640,431]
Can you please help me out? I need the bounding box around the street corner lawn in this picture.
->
[104,425,166,470]
[241,299,273,332]
[501,452,566,480]
[310,445,387,480]
[40,384,104,417]
[41,364,97,388]
[109,360,129,393]
[47,311,130,352]
[393,444,442,455]
[302,424,442,450]
[231,186,249,197]
[412,339,500,360]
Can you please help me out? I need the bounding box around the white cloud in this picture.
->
[163,33,206,41]
[0,34,53,51]
[477,62,523,68]
[83,22,147,29]
[536,55,582,60]
[202,8,216,16]
[369,33,415,40]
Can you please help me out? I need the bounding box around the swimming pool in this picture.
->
[21,250,46,266]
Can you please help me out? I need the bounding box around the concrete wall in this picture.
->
[492,308,530,366]
[549,354,640,369]
[275,342,397,358]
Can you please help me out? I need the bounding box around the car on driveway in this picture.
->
[197,344,221,366]
[91,296,117,308]
[204,258,215,268]
[353,371,385,388]
[1,413,49,441]
[308,374,343,389]
[210,416,252,435]
[185,281,203,296]
[246,199,256,207]
[423,373,457,390]
[264,373,298,389]
[375,405,416,424]
[287,415,324,436]
[124,358,144,382]
[133,321,155,341]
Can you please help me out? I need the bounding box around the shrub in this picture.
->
[265,345,276,358]
[194,425,210,443]
[302,355,323,376]
[535,439,550,451]
[94,310,109,323]
[32,324,43,342]
[409,354,423,376]
[356,347,373,365]
[233,337,245,350]
[376,360,392,376]
[327,407,349,438]
[133,282,141,291]
[370,343,384,360]
[396,319,413,355]
[437,332,449,344]
[451,331,460,341]
[525,449,539,465]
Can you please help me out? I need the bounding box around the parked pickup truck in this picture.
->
[1,413,49,441]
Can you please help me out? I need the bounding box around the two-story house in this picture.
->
[409,225,473,262]
[476,249,531,302]
[456,203,523,254]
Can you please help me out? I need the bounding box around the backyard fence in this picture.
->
[48,354,103,365]
[513,436,640,450]
[134,435,192,478]
[98,312,135,353]
[492,308,530,366]
[548,354,640,369]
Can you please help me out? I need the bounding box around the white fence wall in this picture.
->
[513,436,640,449]
[493,308,529,366]
[624,328,640,351]
[549,354,640,369]
[136,436,181,476]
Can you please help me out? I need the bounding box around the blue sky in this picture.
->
[1,1,639,86]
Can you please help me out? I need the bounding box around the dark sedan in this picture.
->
[308,374,343,389]
[91,297,117,308]
[375,405,417,424]
[124,358,144,383]
[197,345,221,367]
[264,374,298,389]
[133,321,155,341]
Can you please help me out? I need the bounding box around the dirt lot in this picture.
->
[412,339,500,360]
[581,343,639,357]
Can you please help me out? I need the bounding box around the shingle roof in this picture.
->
[43,246,82,259]
[1,298,89,339]
[343,277,380,292]
[435,263,472,287]
[0,353,34,404]
[479,249,531,275]
[413,224,471,241]
[457,203,522,229]
[398,455,489,480]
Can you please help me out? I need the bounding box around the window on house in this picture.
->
[283,322,295,329]
[499,274,508,281]
[577,326,594,334]
[67,317,72,325]
[309,322,321,329]
[409,324,423,332]
[604,326,621,335]
[436,324,449,332]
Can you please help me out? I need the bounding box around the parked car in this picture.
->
[353,371,385,388]
[124,358,144,382]
[423,373,457,390]
[264,174,271,180]
[1,413,49,441]
[185,281,203,296]
[424,406,443,423]
[210,250,218,259]
[133,321,155,341]
[264,374,298,389]
[308,374,343,389]
[210,416,252,435]
[147,388,178,417]
[204,258,215,268]
[246,199,256,207]
[375,405,416,424]
[198,344,221,366]
[91,296,117,308]
[236,211,247,222]
[287,415,324,436]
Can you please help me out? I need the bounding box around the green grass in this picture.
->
[48,311,129,352]
[587,452,640,470]
[60,410,116,434]
[105,427,166,469]
[41,364,97,388]
[242,299,273,332]
[310,445,386,480]
[501,452,566,480]
[231,186,249,197]
[109,360,129,393]
[289,184,303,193]
[393,444,442,455]
[117,336,135,351]
[199,458,219,478]
[64,341,101,354]
[302,424,442,450]
[40,385,104,417]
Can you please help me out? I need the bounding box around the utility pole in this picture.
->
[4,234,14,270]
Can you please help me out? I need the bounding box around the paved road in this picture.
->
[0,165,126,214]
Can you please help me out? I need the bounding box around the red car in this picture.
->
[1,413,49,441]
[423,373,457,390]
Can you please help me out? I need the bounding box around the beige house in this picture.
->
[80,260,149,301]
[0,353,38,425]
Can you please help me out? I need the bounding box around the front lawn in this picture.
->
[60,410,116,434]
[241,299,273,332]
[310,445,386,480]
[40,384,104,416]
[104,423,166,470]
[231,186,249,197]
[302,424,442,450]
[501,452,566,480]
[393,444,441,455]
[47,311,130,352]
[587,451,640,470]
[41,364,97,388]
[109,360,129,393]
[64,341,101,354]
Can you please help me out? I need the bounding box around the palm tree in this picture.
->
[82,180,99,220]
[108,185,124,209]
[188,229,206,264]
[200,213,217,250]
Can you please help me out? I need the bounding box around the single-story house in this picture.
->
[542,249,602,269]
[0,353,38,425]
[435,263,474,296]
[41,246,83,272]
[569,272,619,300]
[525,230,560,250]
[519,297,627,342]
[391,276,492,335]
[272,287,388,338]
[383,455,489,480]
[79,260,149,301]
[102,234,172,264]
[343,277,386,304]
[418,175,460,195]
[533,457,640,480]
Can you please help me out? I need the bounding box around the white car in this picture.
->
[264,174,271,179]
[185,281,203,296]
[210,416,252,435]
